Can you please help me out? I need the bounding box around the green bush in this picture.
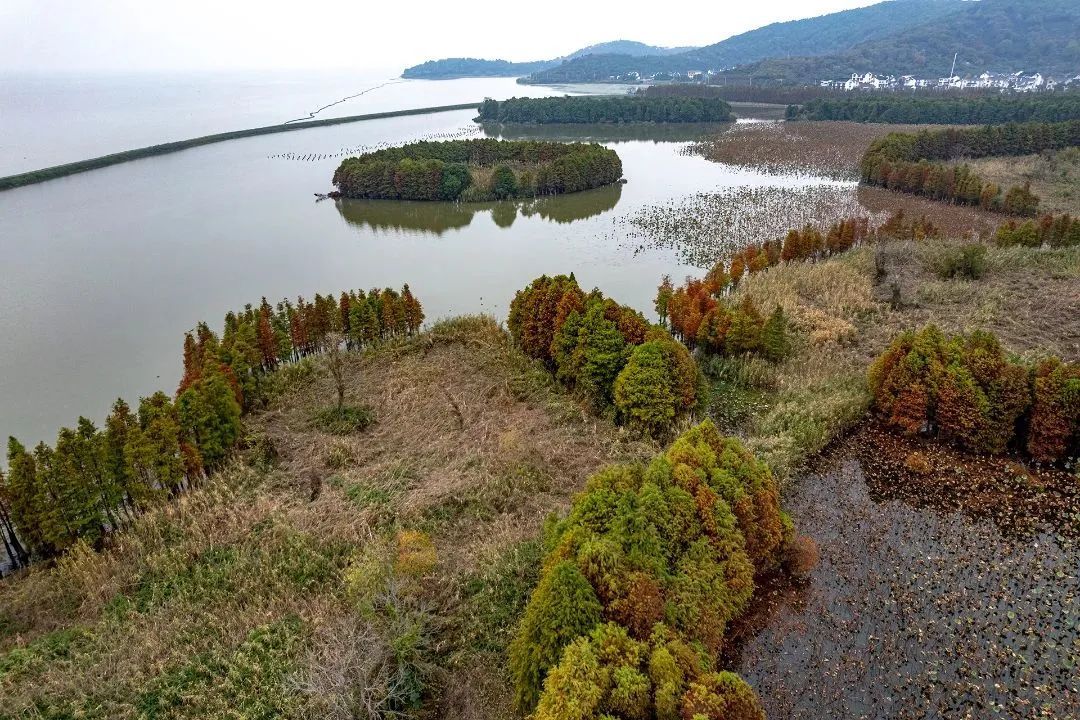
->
[931,243,987,280]
[511,421,792,717]
[492,164,518,199]
[510,275,697,438]
[509,560,603,710]
[311,404,375,435]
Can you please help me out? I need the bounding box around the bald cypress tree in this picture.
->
[105,398,149,515]
[177,365,243,471]
[257,298,278,370]
[6,438,46,558]
[402,284,425,335]
[127,393,186,498]
[0,468,29,568]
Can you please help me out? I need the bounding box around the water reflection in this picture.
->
[334,182,623,235]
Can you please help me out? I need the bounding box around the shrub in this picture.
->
[931,243,987,280]
[395,530,437,578]
[533,623,765,720]
[760,306,791,362]
[513,421,791,716]
[509,560,604,710]
[510,275,697,437]
[680,671,765,720]
[1028,358,1080,462]
[333,537,438,715]
[492,163,518,199]
[312,404,375,435]
[870,326,1077,461]
[614,333,700,438]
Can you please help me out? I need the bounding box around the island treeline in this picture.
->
[789,94,1080,124]
[0,285,424,568]
[475,96,734,124]
[402,58,552,79]
[861,120,1080,215]
[332,139,622,202]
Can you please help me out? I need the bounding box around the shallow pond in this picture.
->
[731,428,1080,719]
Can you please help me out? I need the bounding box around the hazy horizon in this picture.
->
[1,0,884,74]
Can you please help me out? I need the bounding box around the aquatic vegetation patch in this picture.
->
[622,185,881,267]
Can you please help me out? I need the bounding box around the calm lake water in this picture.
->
[0,74,847,454]
[0,70,602,175]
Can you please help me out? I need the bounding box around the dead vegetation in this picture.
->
[856,185,1002,238]
[964,147,1080,216]
[0,315,654,719]
[254,315,653,571]
[691,121,943,180]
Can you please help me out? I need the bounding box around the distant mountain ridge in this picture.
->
[522,0,967,83]
[404,0,1080,86]
[400,40,696,79]
[732,0,1080,83]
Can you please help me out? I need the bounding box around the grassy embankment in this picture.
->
[0,316,653,719]
[715,240,1080,481]
[962,147,1080,216]
[690,118,1079,480]
[0,103,481,192]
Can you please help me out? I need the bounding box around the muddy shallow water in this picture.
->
[731,428,1080,719]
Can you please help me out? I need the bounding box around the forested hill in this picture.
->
[402,58,552,79]
[401,40,694,79]
[734,0,1080,84]
[521,0,966,83]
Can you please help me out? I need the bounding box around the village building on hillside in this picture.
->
[818,68,1067,93]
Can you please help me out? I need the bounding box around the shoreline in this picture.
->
[0,102,482,192]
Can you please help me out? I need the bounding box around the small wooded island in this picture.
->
[475,95,735,124]
[332,139,623,201]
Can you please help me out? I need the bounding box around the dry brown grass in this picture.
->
[856,185,1002,238]
[0,316,655,719]
[253,315,653,572]
[723,238,1080,481]
[964,148,1080,217]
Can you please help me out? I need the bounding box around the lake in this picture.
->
[0,74,850,454]
[0,70,604,175]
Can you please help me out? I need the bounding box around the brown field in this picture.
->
[856,185,1002,238]
[964,147,1080,216]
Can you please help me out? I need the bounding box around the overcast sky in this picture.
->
[0,0,885,73]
